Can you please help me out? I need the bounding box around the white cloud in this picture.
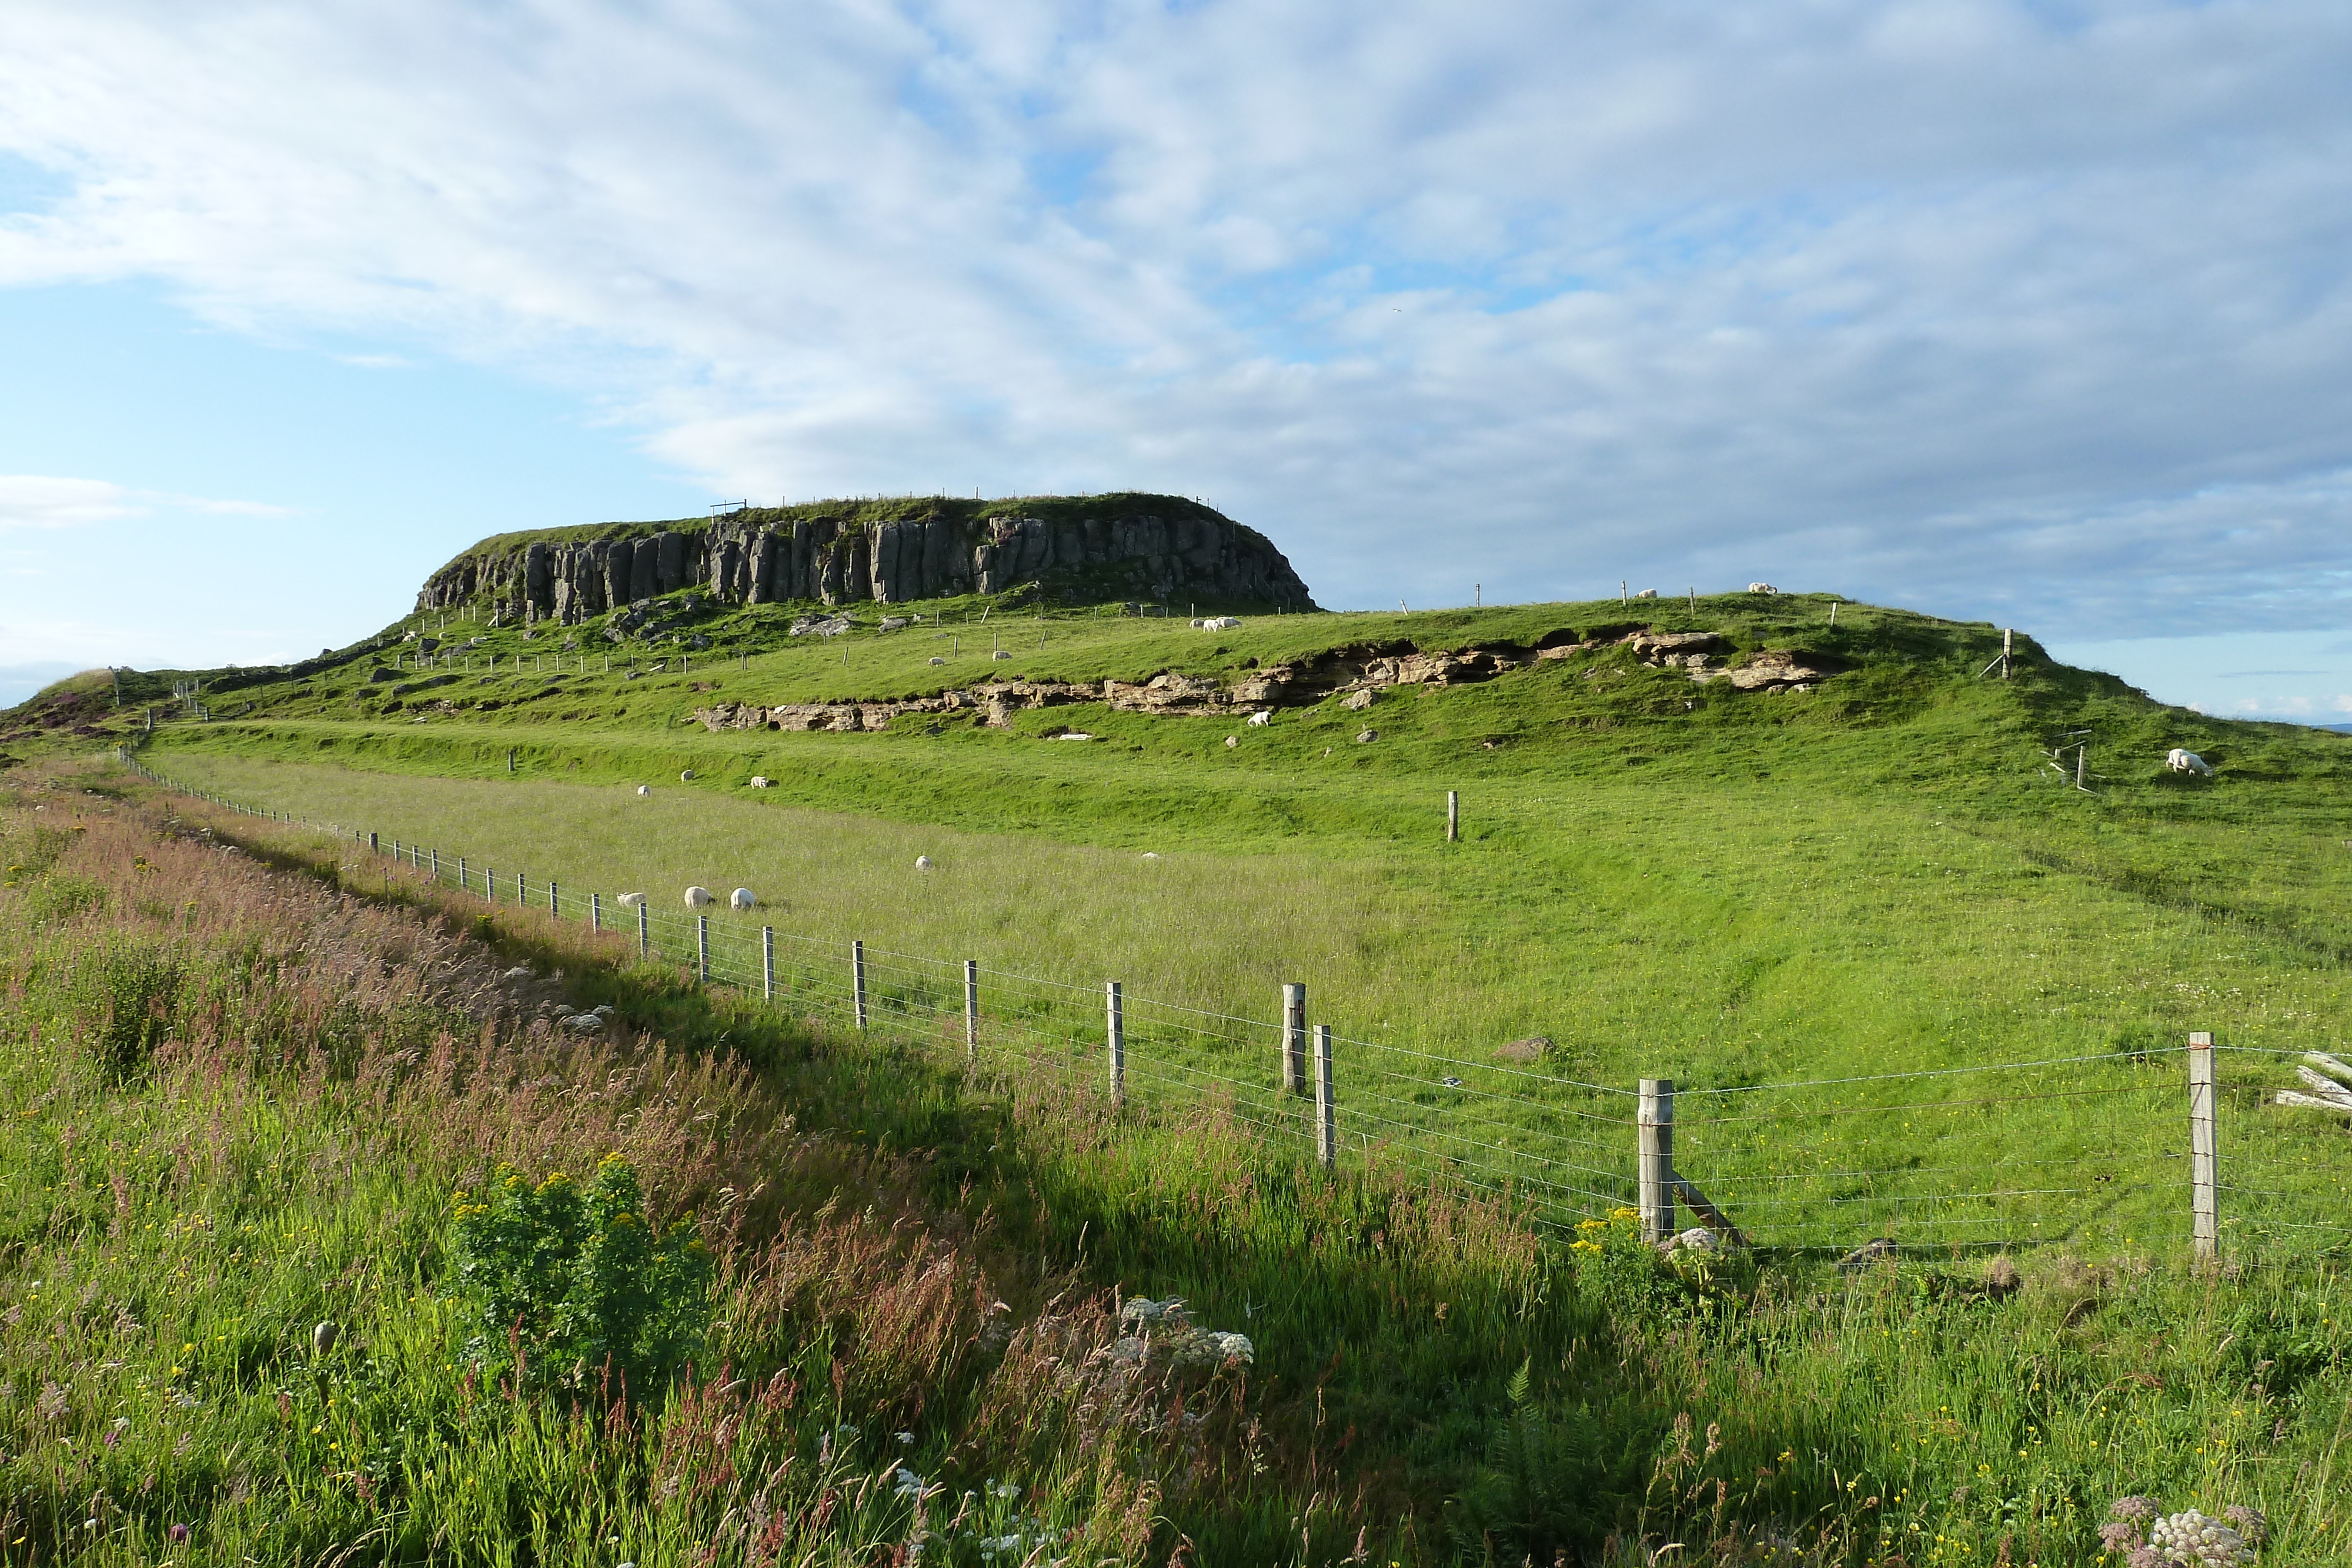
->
[1,2,2350,636]
[0,474,143,528]
[0,473,292,530]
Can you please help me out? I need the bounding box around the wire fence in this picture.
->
[124,756,2352,1263]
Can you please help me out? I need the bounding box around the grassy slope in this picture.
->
[5,761,2347,1567]
[91,591,2352,1261]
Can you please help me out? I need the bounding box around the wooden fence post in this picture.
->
[2189,1031,2217,1263]
[1282,983,1307,1094]
[485,867,495,904]
[1107,981,1125,1105]
[964,960,980,1058]
[697,915,710,984]
[1314,1024,1335,1170]
[637,901,649,959]
[853,940,868,1031]
[763,927,774,1001]
[368,833,379,854]
[430,848,438,878]
[1446,790,1459,843]
[1638,1078,1676,1244]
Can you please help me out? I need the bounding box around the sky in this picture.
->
[3,1,2350,719]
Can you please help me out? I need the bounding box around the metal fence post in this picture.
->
[430,848,438,878]
[515,871,524,905]
[853,940,868,1030]
[1314,1024,1335,1169]
[964,959,979,1058]
[2189,1031,2218,1263]
[1107,981,1125,1105]
[637,901,649,959]
[550,881,559,920]
[1282,982,1307,1094]
[591,892,602,932]
[486,867,495,904]
[459,855,467,894]
[1638,1078,1676,1245]
[697,915,710,984]
[762,927,774,1001]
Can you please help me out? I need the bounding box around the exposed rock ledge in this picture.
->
[691,629,1844,734]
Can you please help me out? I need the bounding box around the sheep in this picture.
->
[915,855,934,870]
[729,888,756,911]
[1247,710,1272,727]
[683,885,714,908]
[1748,582,1779,594]
[2167,748,2215,776]
[1633,588,1658,600]
[616,892,646,907]
[636,785,652,797]
[1200,616,1244,631]
[749,775,771,788]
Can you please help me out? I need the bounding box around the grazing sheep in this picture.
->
[1141,851,1161,860]
[1748,582,1779,594]
[915,855,934,870]
[1200,616,1243,631]
[2167,748,2215,776]
[729,888,756,911]
[680,769,695,783]
[1633,587,1658,599]
[616,892,646,907]
[749,775,770,788]
[1247,710,1272,727]
[635,785,652,797]
[683,886,714,908]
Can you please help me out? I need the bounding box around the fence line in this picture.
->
[119,757,2352,1262]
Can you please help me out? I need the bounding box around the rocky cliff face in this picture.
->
[415,493,1316,626]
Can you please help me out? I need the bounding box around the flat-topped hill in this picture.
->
[416,492,1317,626]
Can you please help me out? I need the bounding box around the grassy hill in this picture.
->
[5,583,2350,1564]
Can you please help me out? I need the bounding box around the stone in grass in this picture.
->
[1340,688,1376,711]
[1494,1035,1553,1064]
[1837,1237,1897,1272]
[1355,729,1378,744]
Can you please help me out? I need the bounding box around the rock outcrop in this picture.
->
[416,493,1316,626]
[688,628,1845,734]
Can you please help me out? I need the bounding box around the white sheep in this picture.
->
[1633,588,1658,600]
[915,855,934,870]
[749,775,770,788]
[2167,748,2215,776]
[683,885,714,908]
[1748,582,1779,594]
[635,785,652,797]
[616,892,646,907]
[1247,710,1272,727]
[729,888,756,911]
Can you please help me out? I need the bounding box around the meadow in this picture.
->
[128,587,2352,1259]
[0,763,2345,1566]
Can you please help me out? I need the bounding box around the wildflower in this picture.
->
[893,1467,928,1499]
[895,1431,915,1445]
[168,1524,190,1542]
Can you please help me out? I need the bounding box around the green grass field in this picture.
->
[82,589,2351,1262]
[6,583,2352,1562]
